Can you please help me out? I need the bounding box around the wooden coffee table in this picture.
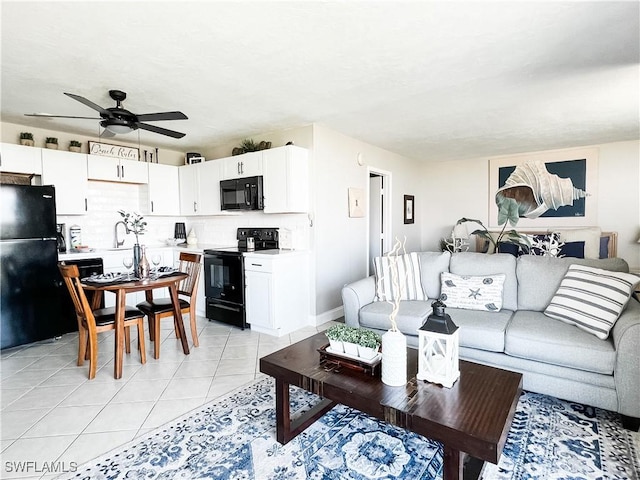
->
[259,332,522,480]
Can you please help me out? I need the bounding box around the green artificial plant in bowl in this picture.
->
[45,137,58,149]
[19,132,34,146]
[69,140,82,152]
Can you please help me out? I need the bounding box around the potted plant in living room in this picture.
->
[355,329,382,360]
[68,140,82,153]
[45,137,58,149]
[325,324,347,353]
[19,132,34,147]
[455,196,530,255]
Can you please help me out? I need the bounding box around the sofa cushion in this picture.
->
[544,265,640,339]
[449,308,513,352]
[555,227,602,259]
[440,272,506,311]
[417,251,451,299]
[450,252,518,311]
[516,256,630,311]
[374,252,426,301]
[359,301,431,335]
[505,310,616,375]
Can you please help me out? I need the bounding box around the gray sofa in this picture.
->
[342,251,640,423]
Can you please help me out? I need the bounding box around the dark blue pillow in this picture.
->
[560,241,585,258]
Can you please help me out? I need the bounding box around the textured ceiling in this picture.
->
[1,1,638,162]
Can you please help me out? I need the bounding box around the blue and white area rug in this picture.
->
[58,376,639,480]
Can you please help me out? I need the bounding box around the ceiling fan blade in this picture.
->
[136,111,188,122]
[137,122,186,139]
[24,113,101,120]
[64,92,111,116]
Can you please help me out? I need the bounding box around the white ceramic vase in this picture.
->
[381,330,407,386]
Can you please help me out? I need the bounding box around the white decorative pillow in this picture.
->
[374,252,426,302]
[439,272,506,312]
[544,265,640,339]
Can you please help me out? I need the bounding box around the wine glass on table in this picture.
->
[151,254,162,278]
[123,257,134,280]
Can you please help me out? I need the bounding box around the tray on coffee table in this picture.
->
[318,344,381,376]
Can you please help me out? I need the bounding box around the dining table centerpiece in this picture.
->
[117,210,147,276]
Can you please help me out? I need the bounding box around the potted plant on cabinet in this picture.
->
[45,137,58,149]
[19,132,34,147]
[68,140,82,153]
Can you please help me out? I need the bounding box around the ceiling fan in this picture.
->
[25,90,188,138]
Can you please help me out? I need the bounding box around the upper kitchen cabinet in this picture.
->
[146,163,180,216]
[179,160,222,216]
[0,143,43,175]
[221,151,263,180]
[41,149,88,215]
[263,145,309,213]
[87,155,148,184]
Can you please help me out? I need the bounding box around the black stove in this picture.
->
[203,228,279,329]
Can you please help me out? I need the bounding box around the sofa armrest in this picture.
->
[341,276,376,327]
[611,298,640,418]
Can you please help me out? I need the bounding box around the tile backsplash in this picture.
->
[57,181,310,250]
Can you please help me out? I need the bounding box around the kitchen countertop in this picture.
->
[58,245,306,261]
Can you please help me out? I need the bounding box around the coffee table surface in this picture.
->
[260,332,522,465]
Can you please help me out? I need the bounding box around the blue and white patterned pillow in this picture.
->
[439,272,506,312]
[544,265,640,339]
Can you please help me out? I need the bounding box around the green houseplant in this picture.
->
[69,140,82,153]
[456,196,530,254]
[355,329,382,359]
[19,132,34,147]
[45,137,58,149]
[325,324,347,352]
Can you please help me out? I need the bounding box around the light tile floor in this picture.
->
[1,316,340,479]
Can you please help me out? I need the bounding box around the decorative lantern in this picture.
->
[416,300,460,388]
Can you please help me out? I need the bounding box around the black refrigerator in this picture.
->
[0,184,65,349]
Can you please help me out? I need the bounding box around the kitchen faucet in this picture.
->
[114,221,127,248]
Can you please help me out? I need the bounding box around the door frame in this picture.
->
[367,167,392,276]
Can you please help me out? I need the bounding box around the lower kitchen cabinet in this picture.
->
[244,251,309,337]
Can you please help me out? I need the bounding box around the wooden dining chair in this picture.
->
[58,263,146,379]
[136,252,202,359]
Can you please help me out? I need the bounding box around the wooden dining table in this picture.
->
[81,272,190,379]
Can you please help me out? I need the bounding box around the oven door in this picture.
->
[204,251,244,305]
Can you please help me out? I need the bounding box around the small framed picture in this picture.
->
[404,195,414,224]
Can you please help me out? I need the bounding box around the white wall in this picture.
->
[311,124,423,317]
[420,140,640,269]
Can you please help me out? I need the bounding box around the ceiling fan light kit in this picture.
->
[25,89,188,139]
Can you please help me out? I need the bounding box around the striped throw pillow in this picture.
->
[544,265,640,339]
[374,252,426,302]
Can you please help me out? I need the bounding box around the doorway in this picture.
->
[368,169,391,275]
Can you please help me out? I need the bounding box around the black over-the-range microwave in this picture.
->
[220,176,264,211]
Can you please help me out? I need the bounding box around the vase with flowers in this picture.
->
[117,210,147,276]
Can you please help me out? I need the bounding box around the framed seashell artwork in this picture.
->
[488,147,598,228]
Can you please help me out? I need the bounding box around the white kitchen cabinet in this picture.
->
[87,155,148,184]
[147,163,180,215]
[244,251,309,337]
[0,143,42,174]
[179,161,222,215]
[221,151,263,180]
[263,145,309,213]
[41,149,88,215]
